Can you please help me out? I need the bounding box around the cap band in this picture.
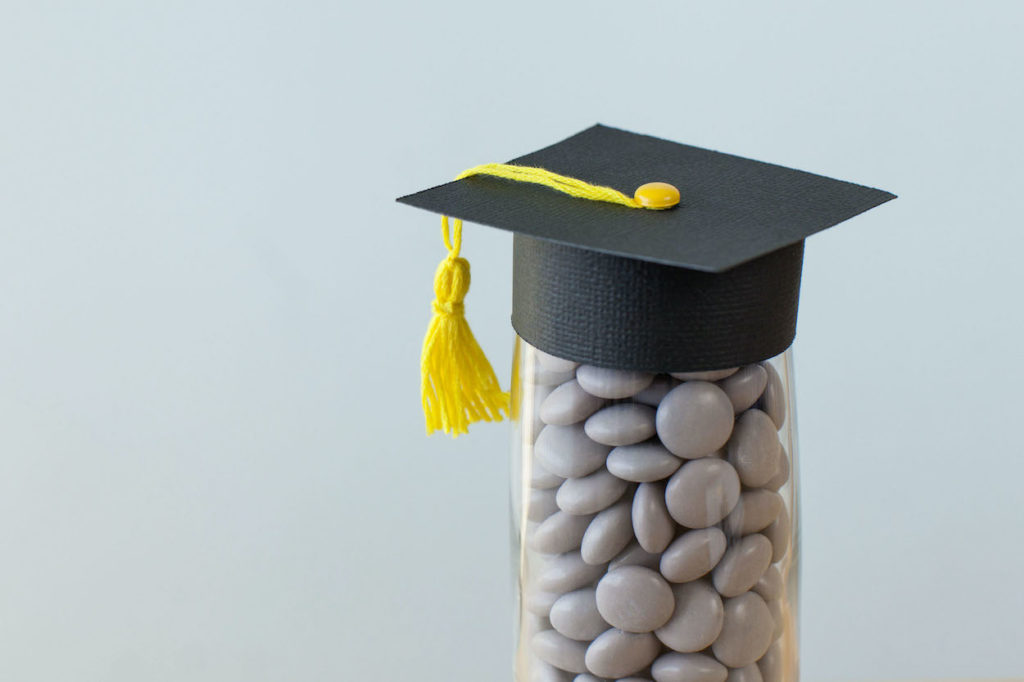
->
[511,236,804,371]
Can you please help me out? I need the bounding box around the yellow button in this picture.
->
[634,182,680,209]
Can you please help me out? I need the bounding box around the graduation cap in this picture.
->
[397,124,895,436]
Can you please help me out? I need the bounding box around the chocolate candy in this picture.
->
[581,500,635,565]
[712,593,774,668]
[656,382,735,458]
[660,527,728,583]
[651,652,728,682]
[550,588,610,641]
[654,580,724,653]
[585,403,657,446]
[518,346,796,681]
[665,459,741,528]
[577,366,655,399]
[542,380,607,426]
[532,629,589,674]
[718,364,768,414]
[557,469,629,515]
[536,424,612,479]
[633,482,675,553]
[727,410,781,488]
[585,629,661,679]
[712,534,773,598]
[607,442,683,483]
[595,566,675,632]
[531,511,596,555]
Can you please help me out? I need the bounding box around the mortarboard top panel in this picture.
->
[397,124,895,273]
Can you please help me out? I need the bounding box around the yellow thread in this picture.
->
[455,163,641,209]
[421,163,652,437]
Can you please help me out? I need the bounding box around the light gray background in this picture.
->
[1,1,1022,680]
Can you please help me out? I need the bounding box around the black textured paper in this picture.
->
[512,235,804,371]
[397,124,895,273]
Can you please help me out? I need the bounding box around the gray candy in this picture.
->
[753,565,783,602]
[577,366,655,400]
[557,469,629,515]
[712,534,773,598]
[763,447,790,492]
[654,580,724,653]
[726,665,763,682]
[669,368,739,382]
[758,642,783,682]
[530,488,561,522]
[718,365,768,413]
[711,592,774,668]
[525,384,555,444]
[526,588,562,617]
[767,598,785,641]
[609,541,662,571]
[542,380,607,426]
[632,482,675,553]
[651,652,728,682]
[572,676,605,682]
[724,490,783,537]
[536,424,612,479]
[763,506,790,563]
[757,362,786,429]
[585,403,657,446]
[584,629,661,679]
[656,382,735,458]
[660,527,728,583]
[664,459,741,528]
[550,588,610,641]
[595,566,675,633]
[633,374,679,406]
[533,459,567,490]
[607,442,683,483]
[533,629,589,674]
[537,349,580,374]
[531,349,579,386]
[582,500,635,565]
[538,551,608,593]
[531,511,596,555]
[727,410,782,488]
[531,661,575,682]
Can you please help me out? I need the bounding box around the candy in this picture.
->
[664,459,741,528]
[556,469,629,516]
[712,593,774,668]
[518,348,796,682]
[531,511,596,555]
[585,403,657,447]
[607,442,683,483]
[651,652,728,682]
[654,580,724,653]
[660,527,728,583]
[536,424,612,479]
[550,588,610,641]
[595,566,675,633]
[581,500,635,565]
[632,482,675,553]
[584,629,661,679]
[656,382,735,458]
[577,366,655,400]
[712,534,773,598]
[541,380,607,426]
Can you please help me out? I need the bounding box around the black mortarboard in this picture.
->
[397,124,894,434]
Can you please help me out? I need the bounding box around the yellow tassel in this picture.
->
[421,216,510,436]
[420,163,670,437]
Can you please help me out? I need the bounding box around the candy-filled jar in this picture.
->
[512,339,799,682]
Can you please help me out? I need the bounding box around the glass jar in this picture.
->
[511,338,799,682]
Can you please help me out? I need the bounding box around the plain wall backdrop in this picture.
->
[1,1,1022,680]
